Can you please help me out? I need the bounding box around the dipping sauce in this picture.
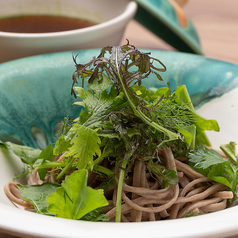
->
[0,15,96,33]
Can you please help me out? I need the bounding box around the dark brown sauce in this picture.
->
[0,15,96,33]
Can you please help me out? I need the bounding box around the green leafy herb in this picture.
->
[188,144,238,192]
[72,42,179,143]
[80,208,109,222]
[220,141,237,165]
[73,74,126,128]
[1,142,41,169]
[188,144,225,169]
[53,135,72,156]
[174,85,219,147]
[47,169,108,220]
[17,182,60,215]
[208,162,237,192]
[147,160,178,187]
[64,124,101,170]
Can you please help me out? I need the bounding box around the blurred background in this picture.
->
[122,0,238,65]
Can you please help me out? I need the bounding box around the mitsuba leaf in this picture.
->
[17,182,60,215]
[175,85,220,147]
[64,124,101,170]
[175,124,196,148]
[194,115,220,144]
[47,170,108,220]
[207,162,237,192]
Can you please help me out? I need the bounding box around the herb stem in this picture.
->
[93,156,104,166]
[115,159,128,222]
[93,165,114,177]
[56,156,75,181]
[220,142,237,165]
[36,161,67,169]
[178,85,211,148]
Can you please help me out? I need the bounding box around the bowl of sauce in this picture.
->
[0,15,95,33]
[0,0,137,63]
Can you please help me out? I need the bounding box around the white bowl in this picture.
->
[0,49,238,238]
[0,0,137,63]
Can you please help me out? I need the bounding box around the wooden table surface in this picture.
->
[1,0,238,237]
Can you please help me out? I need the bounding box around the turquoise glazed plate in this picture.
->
[0,49,238,238]
[134,0,203,55]
[0,49,237,149]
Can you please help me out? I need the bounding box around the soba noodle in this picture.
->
[4,147,233,222]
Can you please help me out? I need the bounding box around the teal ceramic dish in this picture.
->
[0,49,238,238]
[0,49,237,149]
[134,0,203,55]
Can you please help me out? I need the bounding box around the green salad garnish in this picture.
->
[1,42,237,222]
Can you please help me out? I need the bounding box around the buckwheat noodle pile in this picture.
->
[4,147,233,222]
